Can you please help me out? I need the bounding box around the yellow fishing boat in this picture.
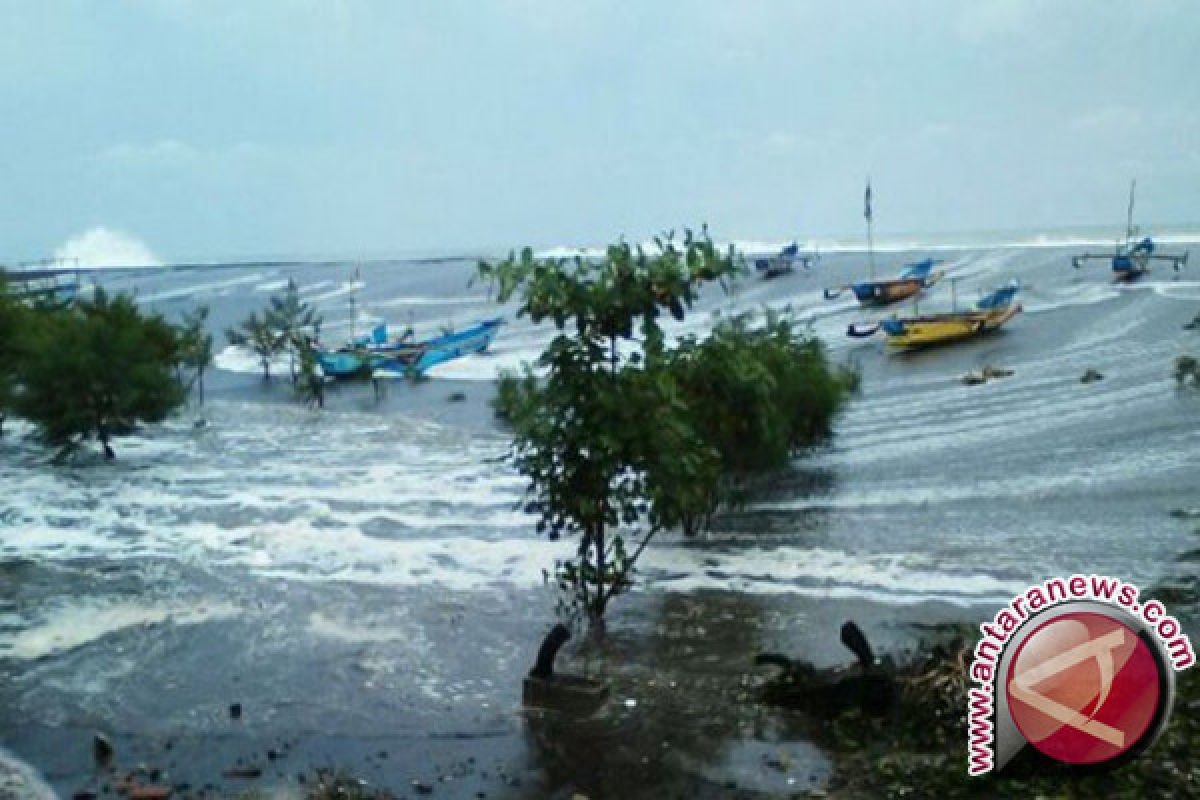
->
[848,282,1021,349]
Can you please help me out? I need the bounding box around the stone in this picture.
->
[93,734,115,767]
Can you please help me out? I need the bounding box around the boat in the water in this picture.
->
[824,181,942,306]
[316,317,504,379]
[823,257,944,306]
[754,241,816,279]
[1071,180,1188,281]
[847,281,1022,349]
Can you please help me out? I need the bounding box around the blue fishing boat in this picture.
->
[824,181,944,306]
[754,242,817,279]
[824,257,944,306]
[1071,181,1188,281]
[317,317,504,379]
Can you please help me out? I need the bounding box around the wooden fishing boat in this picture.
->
[317,317,504,379]
[1072,181,1188,282]
[848,282,1021,349]
[823,257,944,306]
[754,242,816,279]
[824,181,942,305]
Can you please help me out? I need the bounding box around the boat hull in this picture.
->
[851,278,925,306]
[883,305,1021,349]
[317,318,503,379]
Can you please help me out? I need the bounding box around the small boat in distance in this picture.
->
[847,281,1022,349]
[824,181,943,306]
[823,257,944,306]
[317,317,504,379]
[754,241,817,279]
[1071,180,1188,281]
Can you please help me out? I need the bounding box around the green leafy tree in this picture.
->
[225,310,281,382]
[663,309,857,531]
[294,335,326,409]
[267,279,322,383]
[479,229,741,623]
[179,305,214,405]
[226,280,322,384]
[481,230,855,624]
[15,288,186,460]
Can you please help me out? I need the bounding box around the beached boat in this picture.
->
[1071,180,1188,281]
[317,317,504,379]
[823,257,944,306]
[847,282,1021,349]
[754,242,816,279]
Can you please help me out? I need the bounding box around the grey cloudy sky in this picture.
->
[1,1,1197,262]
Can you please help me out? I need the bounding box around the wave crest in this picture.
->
[54,226,162,268]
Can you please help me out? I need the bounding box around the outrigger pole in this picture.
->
[1125,179,1137,245]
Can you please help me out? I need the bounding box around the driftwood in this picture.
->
[962,365,1014,386]
[523,624,609,716]
[530,623,571,679]
[755,621,898,717]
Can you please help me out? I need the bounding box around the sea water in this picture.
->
[1,235,1198,794]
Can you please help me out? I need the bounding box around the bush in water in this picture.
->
[479,228,853,623]
[15,288,186,460]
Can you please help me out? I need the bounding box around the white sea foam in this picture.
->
[0,601,239,661]
[213,343,296,376]
[306,280,365,305]
[373,295,491,308]
[139,272,270,304]
[53,226,163,269]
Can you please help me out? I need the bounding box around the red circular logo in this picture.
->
[1006,611,1162,765]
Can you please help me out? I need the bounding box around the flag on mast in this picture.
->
[864,180,873,222]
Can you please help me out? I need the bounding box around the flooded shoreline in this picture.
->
[3,245,1199,796]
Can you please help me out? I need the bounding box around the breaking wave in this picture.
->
[53,226,163,269]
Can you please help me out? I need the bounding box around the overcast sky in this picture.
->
[1,1,1197,263]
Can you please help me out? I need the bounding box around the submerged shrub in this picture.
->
[482,231,853,621]
[15,288,186,459]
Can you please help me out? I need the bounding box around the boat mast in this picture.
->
[349,268,359,343]
[1125,178,1137,245]
[865,178,876,280]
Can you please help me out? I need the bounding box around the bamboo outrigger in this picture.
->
[1072,180,1188,282]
